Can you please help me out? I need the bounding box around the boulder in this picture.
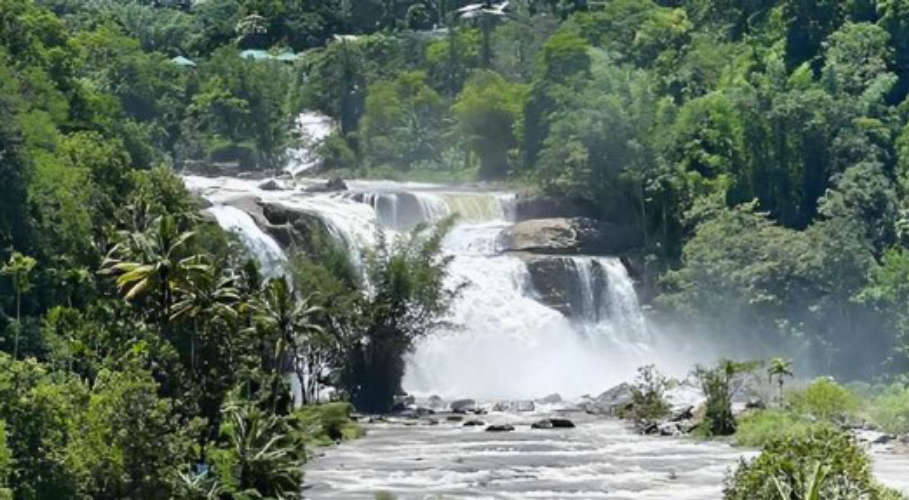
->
[745,398,766,410]
[500,217,640,255]
[258,178,282,191]
[582,383,634,416]
[669,405,694,422]
[531,418,576,429]
[492,400,536,413]
[485,424,515,432]
[446,415,464,422]
[450,399,477,413]
[658,421,683,437]
[305,177,348,193]
[258,201,332,250]
[463,420,485,427]
[537,393,563,404]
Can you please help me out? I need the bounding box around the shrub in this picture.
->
[786,378,859,422]
[724,427,901,499]
[619,365,671,422]
[868,384,909,435]
[295,402,364,447]
[695,360,758,436]
[735,410,821,448]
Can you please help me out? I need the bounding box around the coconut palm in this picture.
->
[171,260,241,372]
[101,215,197,327]
[249,278,322,404]
[768,357,794,405]
[1,251,36,359]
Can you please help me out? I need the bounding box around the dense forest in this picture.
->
[2,0,909,498]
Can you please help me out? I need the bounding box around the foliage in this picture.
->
[295,402,364,447]
[786,378,860,422]
[292,218,460,413]
[867,383,909,434]
[619,365,671,422]
[724,427,901,499]
[695,360,761,436]
[734,410,825,448]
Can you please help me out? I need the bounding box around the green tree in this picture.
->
[2,252,36,359]
[452,70,526,179]
[102,215,197,327]
[767,357,794,405]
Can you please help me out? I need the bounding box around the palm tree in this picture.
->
[101,215,197,328]
[768,357,794,405]
[249,278,321,405]
[217,393,304,499]
[1,251,36,359]
[171,259,241,372]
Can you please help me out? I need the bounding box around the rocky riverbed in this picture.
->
[303,402,909,499]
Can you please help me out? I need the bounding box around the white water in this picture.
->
[187,174,661,399]
[207,205,286,278]
[286,111,333,176]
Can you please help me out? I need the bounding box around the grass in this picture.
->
[294,402,365,449]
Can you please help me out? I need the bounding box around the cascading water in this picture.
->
[207,205,287,278]
[186,175,655,399]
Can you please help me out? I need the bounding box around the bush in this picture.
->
[786,378,859,422]
[868,384,909,434]
[295,403,364,447]
[619,365,671,422]
[695,360,756,436]
[724,427,902,499]
[735,410,822,448]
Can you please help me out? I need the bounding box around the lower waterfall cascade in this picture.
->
[185,175,679,399]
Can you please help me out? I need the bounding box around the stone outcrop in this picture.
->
[304,177,348,193]
[580,383,634,416]
[258,201,332,251]
[521,255,607,318]
[500,217,640,255]
[531,418,576,429]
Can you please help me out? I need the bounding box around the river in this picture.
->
[183,173,909,499]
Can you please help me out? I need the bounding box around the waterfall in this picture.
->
[207,205,286,278]
[286,111,333,176]
[189,176,655,399]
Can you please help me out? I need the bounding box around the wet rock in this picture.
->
[669,405,694,422]
[258,178,282,191]
[463,420,485,427]
[492,400,536,413]
[394,394,416,407]
[427,395,445,409]
[304,177,348,192]
[582,383,634,416]
[638,420,659,435]
[450,399,477,413]
[446,415,464,422]
[421,418,439,426]
[537,393,562,404]
[855,429,896,445]
[658,421,683,437]
[257,201,332,250]
[531,418,576,429]
[745,398,766,410]
[521,256,606,318]
[485,424,515,432]
[500,217,640,255]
